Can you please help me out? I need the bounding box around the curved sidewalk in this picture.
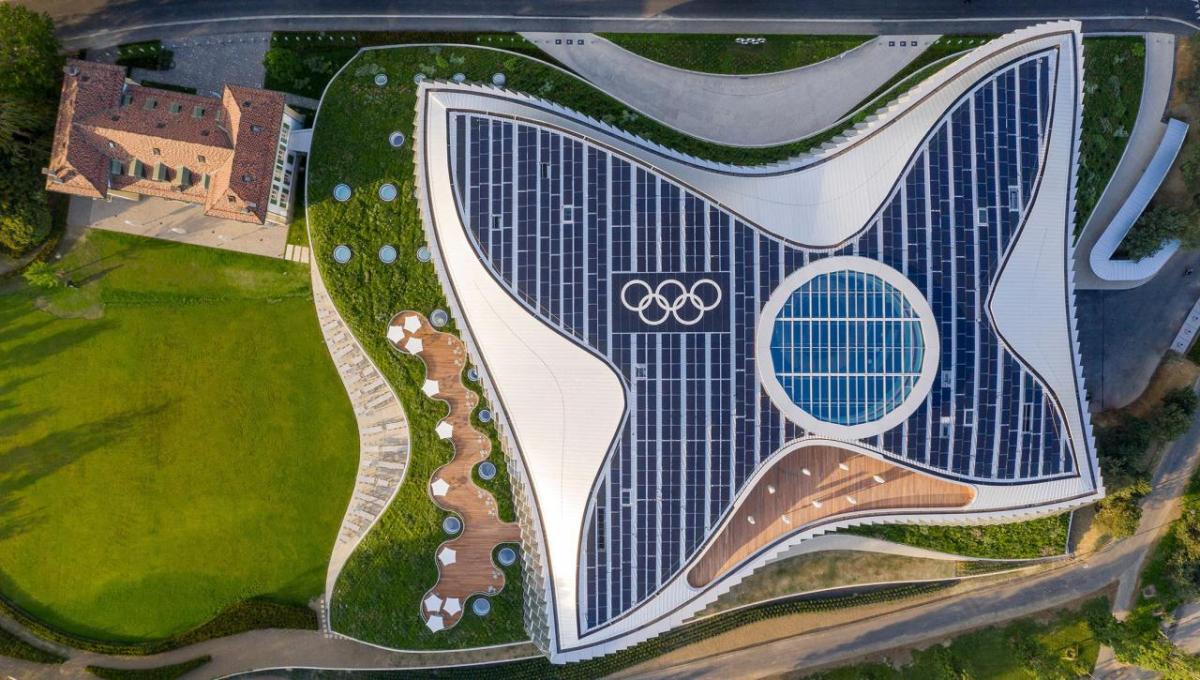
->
[1074,33,1176,291]
[522,33,939,147]
[311,264,411,609]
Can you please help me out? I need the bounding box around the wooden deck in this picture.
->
[687,444,975,588]
[387,312,521,632]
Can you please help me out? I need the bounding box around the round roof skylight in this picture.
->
[332,245,352,264]
[757,256,939,439]
[378,183,397,202]
[378,244,397,264]
[333,184,351,202]
[477,461,497,480]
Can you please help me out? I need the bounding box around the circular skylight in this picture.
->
[333,183,351,202]
[757,256,939,438]
[378,244,397,264]
[497,546,518,566]
[477,461,497,480]
[472,597,492,616]
[442,515,462,535]
[378,183,397,202]
[332,245,352,264]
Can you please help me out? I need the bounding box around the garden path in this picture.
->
[312,266,411,608]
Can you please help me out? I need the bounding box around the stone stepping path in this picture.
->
[285,243,311,263]
[312,266,410,613]
[387,311,521,632]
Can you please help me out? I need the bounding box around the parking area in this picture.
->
[69,195,288,259]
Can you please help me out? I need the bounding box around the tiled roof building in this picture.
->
[45,59,302,225]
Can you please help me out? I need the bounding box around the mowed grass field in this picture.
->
[0,229,356,641]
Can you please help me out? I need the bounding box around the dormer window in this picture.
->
[192,105,205,118]
[152,147,161,156]
[250,124,263,133]
[143,97,158,110]
[241,173,253,182]
[121,92,133,107]
[197,155,206,163]
[170,102,183,114]
[243,100,252,107]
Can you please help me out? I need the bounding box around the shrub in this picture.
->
[0,627,65,664]
[1095,479,1151,538]
[0,194,51,255]
[22,260,60,288]
[1121,205,1196,261]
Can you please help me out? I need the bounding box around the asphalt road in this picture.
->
[14,0,1199,48]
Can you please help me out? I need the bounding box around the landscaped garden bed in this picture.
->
[597,33,871,75]
[1076,37,1146,235]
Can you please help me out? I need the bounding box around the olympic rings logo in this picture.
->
[619,278,723,326]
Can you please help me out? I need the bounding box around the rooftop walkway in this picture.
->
[387,311,521,632]
[523,32,939,147]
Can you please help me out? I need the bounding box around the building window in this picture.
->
[197,155,206,163]
[170,102,183,114]
[121,92,133,107]
[143,97,158,110]
[250,124,263,133]
[152,147,161,156]
[242,174,253,182]
[192,105,205,119]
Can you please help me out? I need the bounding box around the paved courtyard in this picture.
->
[91,32,271,95]
[69,195,288,259]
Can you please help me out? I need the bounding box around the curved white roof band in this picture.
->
[1088,117,1188,282]
[417,89,627,654]
[425,23,1079,250]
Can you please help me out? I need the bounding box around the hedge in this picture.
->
[86,656,211,680]
[0,595,315,656]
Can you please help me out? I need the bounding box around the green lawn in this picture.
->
[848,512,1071,559]
[0,230,357,642]
[597,34,871,75]
[1076,37,1146,236]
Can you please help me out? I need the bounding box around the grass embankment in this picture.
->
[598,33,871,74]
[847,513,1071,559]
[1076,37,1145,236]
[0,626,65,664]
[0,230,355,643]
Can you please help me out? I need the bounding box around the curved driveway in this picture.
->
[522,32,939,146]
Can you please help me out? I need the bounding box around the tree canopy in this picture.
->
[0,4,62,256]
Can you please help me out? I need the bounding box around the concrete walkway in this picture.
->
[522,33,939,147]
[69,195,289,259]
[1074,33,1176,291]
[311,265,411,608]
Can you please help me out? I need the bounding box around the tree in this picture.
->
[1094,479,1150,538]
[0,93,52,159]
[0,194,51,255]
[21,260,60,288]
[0,5,63,102]
[1122,205,1192,261]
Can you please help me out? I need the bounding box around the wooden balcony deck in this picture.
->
[687,444,975,588]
